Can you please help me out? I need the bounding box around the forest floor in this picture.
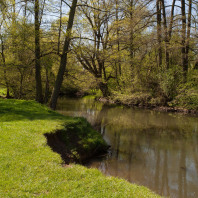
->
[0,99,162,198]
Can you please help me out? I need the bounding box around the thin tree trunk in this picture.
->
[12,0,16,52]
[44,67,49,103]
[116,0,121,76]
[161,0,169,69]
[181,0,187,82]
[129,0,134,69]
[157,0,162,68]
[185,0,192,81]
[0,37,10,98]
[168,0,176,40]
[35,0,43,103]
[50,0,78,110]
[57,0,63,55]
[19,71,24,99]
[24,0,27,16]
[0,9,10,98]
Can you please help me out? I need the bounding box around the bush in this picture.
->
[169,70,198,110]
[158,66,182,100]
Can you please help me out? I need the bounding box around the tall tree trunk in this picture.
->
[181,0,187,82]
[116,0,121,76]
[19,71,24,99]
[161,0,176,70]
[57,0,63,55]
[0,36,10,98]
[35,0,43,103]
[99,81,110,97]
[50,0,78,110]
[157,0,162,68]
[44,67,49,103]
[129,0,134,69]
[0,8,10,98]
[168,0,176,40]
[12,0,16,52]
[161,0,169,69]
[185,0,192,81]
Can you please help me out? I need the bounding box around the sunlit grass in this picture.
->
[0,99,162,197]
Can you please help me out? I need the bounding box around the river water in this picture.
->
[57,97,198,198]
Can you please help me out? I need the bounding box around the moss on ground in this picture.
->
[0,99,162,198]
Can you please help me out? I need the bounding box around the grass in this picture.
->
[0,99,162,198]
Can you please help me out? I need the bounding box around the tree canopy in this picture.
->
[0,0,198,109]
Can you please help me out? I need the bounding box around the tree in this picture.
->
[0,3,10,98]
[35,0,44,103]
[156,0,162,68]
[50,0,78,109]
[73,0,115,97]
[181,0,192,82]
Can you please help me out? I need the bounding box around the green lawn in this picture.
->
[0,99,161,198]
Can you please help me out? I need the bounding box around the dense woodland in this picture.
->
[0,0,198,109]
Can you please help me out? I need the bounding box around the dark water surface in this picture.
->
[57,97,198,198]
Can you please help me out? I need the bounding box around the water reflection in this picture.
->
[57,97,198,198]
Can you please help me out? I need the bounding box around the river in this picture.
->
[57,97,198,198]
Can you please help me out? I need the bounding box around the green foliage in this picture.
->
[1,0,197,111]
[158,66,182,100]
[85,89,101,96]
[169,71,198,110]
[112,92,152,106]
[0,88,7,97]
[60,54,98,97]
[94,89,103,98]
[0,99,161,197]
[171,91,198,110]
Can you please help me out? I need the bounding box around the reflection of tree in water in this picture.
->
[160,150,170,197]
[103,126,198,198]
[153,141,197,198]
[127,134,134,182]
[114,130,120,177]
[93,104,116,133]
[192,139,198,176]
[155,149,160,192]
[178,144,187,198]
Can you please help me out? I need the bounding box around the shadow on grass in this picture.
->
[44,131,71,164]
[0,99,65,122]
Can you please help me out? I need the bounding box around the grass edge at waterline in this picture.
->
[0,99,162,197]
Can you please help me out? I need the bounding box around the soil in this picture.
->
[44,130,109,165]
[44,131,71,164]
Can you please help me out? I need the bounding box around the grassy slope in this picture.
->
[0,99,161,198]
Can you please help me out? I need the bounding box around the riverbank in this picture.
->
[0,99,161,197]
[96,92,198,115]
